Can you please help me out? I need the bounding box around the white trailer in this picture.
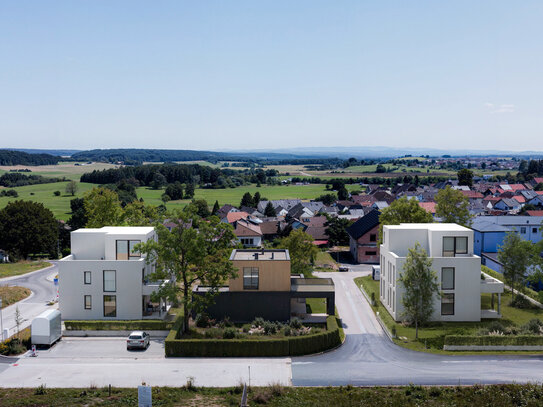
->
[31,309,61,346]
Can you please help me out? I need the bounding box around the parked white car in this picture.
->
[126,331,150,350]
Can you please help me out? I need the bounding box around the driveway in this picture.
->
[292,271,543,386]
[0,263,58,339]
[36,337,166,359]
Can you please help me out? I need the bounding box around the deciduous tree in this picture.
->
[84,187,123,228]
[65,180,78,196]
[138,208,236,333]
[278,229,319,277]
[457,169,474,186]
[0,200,58,259]
[378,196,433,242]
[399,243,440,339]
[435,186,472,226]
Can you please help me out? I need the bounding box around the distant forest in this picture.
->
[0,173,65,187]
[0,150,61,166]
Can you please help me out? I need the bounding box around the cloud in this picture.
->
[484,102,515,114]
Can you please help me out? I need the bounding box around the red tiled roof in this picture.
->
[312,240,328,246]
[226,211,249,223]
[461,191,484,199]
[234,220,262,236]
[533,178,543,184]
[527,210,543,216]
[513,195,526,203]
[419,202,436,214]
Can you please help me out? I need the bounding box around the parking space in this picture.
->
[34,337,166,359]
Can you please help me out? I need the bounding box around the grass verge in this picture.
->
[0,285,31,306]
[0,261,51,279]
[354,275,543,355]
[0,384,543,406]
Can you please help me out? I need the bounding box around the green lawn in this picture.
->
[314,251,337,270]
[355,275,543,354]
[306,298,327,314]
[0,182,95,220]
[0,261,52,278]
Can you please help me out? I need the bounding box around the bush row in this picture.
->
[445,335,543,346]
[165,315,341,357]
[64,319,174,331]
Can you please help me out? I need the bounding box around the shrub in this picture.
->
[289,318,302,329]
[521,319,543,335]
[222,317,234,328]
[35,384,47,395]
[195,313,211,328]
[223,327,236,339]
[510,295,532,309]
[252,317,265,328]
[483,321,506,335]
[263,321,279,335]
[53,191,61,196]
[391,325,397,338]
[283,326,292,336]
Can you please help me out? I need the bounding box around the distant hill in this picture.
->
[3,148,81,157]
[0,150,61,166]
[70,148,324,164]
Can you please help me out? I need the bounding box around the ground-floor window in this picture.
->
[366,251,377,256]
[103,295,116,317]
[441,293,454,315]
[84,295,92,310]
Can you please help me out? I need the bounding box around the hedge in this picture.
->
[445,335,543,347]
[165,315,341,357]
[64,319,174,331]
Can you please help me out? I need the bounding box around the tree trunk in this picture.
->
[183,275,189,334]
[415,319,419,339]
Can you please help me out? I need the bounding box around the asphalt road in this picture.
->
[292,270,543,386]
[0,263,58,339]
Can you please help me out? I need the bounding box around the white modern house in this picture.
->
[380,223,504,322]
[59,226,169,320]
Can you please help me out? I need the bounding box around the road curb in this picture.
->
[357,283,394,342]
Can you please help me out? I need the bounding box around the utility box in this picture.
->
[372,265,381,281]
[31,309,61,346]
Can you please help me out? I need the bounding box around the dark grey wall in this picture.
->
[193,291,292,322]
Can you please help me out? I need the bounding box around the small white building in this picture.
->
[380,223,503,322]
[59,226,169,320]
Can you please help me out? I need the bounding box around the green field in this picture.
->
[0,261,52,278]
[0,181,359,220]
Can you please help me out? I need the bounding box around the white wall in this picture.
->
[380,224,482,322]
[59,258,146,320]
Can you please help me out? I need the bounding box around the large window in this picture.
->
[441,267,455,290]
[84,295,92,310]
[243,267,259,290]
[84,271,91,285]
[441,293,455,315]
[443,236,468,257]
[103,295,116,317]
[103,270,116,292]
[116,240,141,260]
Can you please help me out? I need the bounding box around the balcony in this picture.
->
[143,279,170,296]
[290,278,334,293]
[480,273,504,294]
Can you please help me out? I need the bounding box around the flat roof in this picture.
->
[230,249,290,261]
[72,226,155,235]
[385,223,471,232]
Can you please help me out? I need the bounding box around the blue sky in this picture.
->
[1,1,542,151]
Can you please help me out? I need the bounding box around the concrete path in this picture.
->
[292,271,543,386]
[0,263,58,339]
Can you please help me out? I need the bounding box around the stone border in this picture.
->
[444,345,543,351]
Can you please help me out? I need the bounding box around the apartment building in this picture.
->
[58,226,168,320]
[380,223,503,322]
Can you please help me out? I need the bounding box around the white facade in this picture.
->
[59,226,162,320]
[380,223,503,322]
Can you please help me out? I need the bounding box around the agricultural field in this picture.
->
[0,161,119,180]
